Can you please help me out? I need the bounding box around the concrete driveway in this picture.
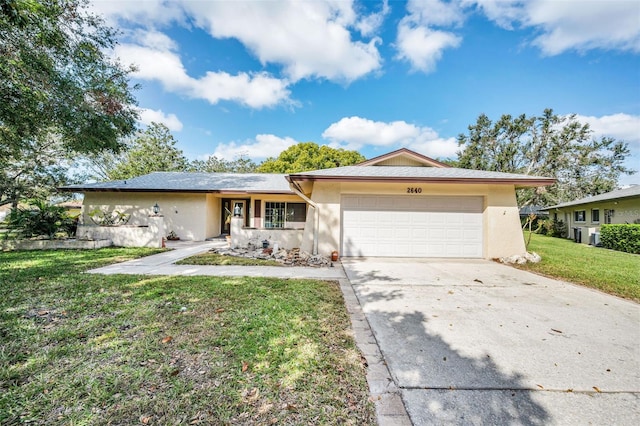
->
[342,258,640,425]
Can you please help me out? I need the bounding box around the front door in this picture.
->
[221,199,249,234]
[222,199,232,235]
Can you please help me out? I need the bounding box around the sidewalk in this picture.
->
[88,240,346,280]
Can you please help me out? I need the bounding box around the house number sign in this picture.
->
[407,187,422,194]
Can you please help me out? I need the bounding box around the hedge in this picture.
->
[600,224,640,254]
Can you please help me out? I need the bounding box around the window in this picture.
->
[264,202,307,228]
[591,209,600,223]
[265,202,285,228]
[604,209,614,224]
[574,210,586,222]
[286,203,306,222]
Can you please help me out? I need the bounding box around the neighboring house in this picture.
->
[546,186,640,244]
[61,148,554,259]
[519,205,549,220]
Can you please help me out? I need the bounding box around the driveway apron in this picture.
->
[343,258,640,425]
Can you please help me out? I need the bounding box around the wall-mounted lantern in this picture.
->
[233,203,242,217]
[153,203,160,215]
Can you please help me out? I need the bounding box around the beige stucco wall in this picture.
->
[300,181,526,259]
[81,192,211,241]
[76,216,164,248]
[230,217,303,249]
[483,185,526,258]
[550,197,640,242]
[81,192,308,245]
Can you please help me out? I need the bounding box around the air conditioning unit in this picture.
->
[590,232,601,246]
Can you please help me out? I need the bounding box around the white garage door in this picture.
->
[341,195,483,258]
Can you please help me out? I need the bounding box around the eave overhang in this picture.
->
[58,187,295,195]
[286,175,556,188]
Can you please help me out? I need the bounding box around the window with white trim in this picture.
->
[264,202,307,228]
[591,209,600,223]
[574,210,586,222]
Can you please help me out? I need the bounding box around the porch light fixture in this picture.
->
[233,203,242,217]
[153,203,160,215]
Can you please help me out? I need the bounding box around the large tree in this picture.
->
[84,123,189,181]
[190,155,257,173]
[456,109,633,206]
[0,134,76,207]
[257,142,366,173]
[0,0,138,204]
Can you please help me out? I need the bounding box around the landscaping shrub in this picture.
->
[600,224,640,254]
[6,199,77,239]
[537,218,567,238]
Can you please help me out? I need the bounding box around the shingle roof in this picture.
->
[287,166,554,187]
[546,185,640,209]
[60,165,556,194]
[61,172,294,193]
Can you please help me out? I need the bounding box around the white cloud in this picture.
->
[574,113,640,146]
[184,0,382,83]
[138,108,183,131]
[88,0,186,26]
[395,0,463,73]
[406,0,465,27]
[114,31,293,109]
[322,116,458,158]
[212,134,298,160]
[462,0,524,30]
[356,0,391,37]
[396,24,462,73]
[471,0,640,55]
[574,113,640,185]
[92,1,384,83]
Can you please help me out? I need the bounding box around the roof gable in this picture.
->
[357,148,450,168]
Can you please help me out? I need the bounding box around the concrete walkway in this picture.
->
[88,240,346,280]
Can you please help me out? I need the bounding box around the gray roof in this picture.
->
[62,166,555,194]
[289,166,554,185]
[61,172,294,193]
[546,185,640,209]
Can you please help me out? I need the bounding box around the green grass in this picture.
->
[176,252,282,267]
[517,233,640,302]
[0,249,374,425]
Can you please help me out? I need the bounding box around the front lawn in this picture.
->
[0,249,374,425]
[517,233,640,302]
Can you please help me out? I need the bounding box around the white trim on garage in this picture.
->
[341,195,484,258]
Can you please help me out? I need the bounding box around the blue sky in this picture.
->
[91,0,640,185]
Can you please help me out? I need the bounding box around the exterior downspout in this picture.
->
[289,181,319,255]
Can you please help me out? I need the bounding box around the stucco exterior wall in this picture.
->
[301,181,526,259]
[81,192,210,241]
[230,217,303,250]
[483,185,526,258]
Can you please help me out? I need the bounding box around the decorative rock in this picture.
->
[209,245,332,267]
[498,252,542,264]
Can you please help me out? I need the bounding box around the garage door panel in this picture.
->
[342,195,483,258]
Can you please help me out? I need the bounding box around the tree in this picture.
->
[1,0,138,155]
[257,142,366,173]
[189,155,258,173]
[86,123,189,181]
[456,109,633,207]
[0,134,75,207]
